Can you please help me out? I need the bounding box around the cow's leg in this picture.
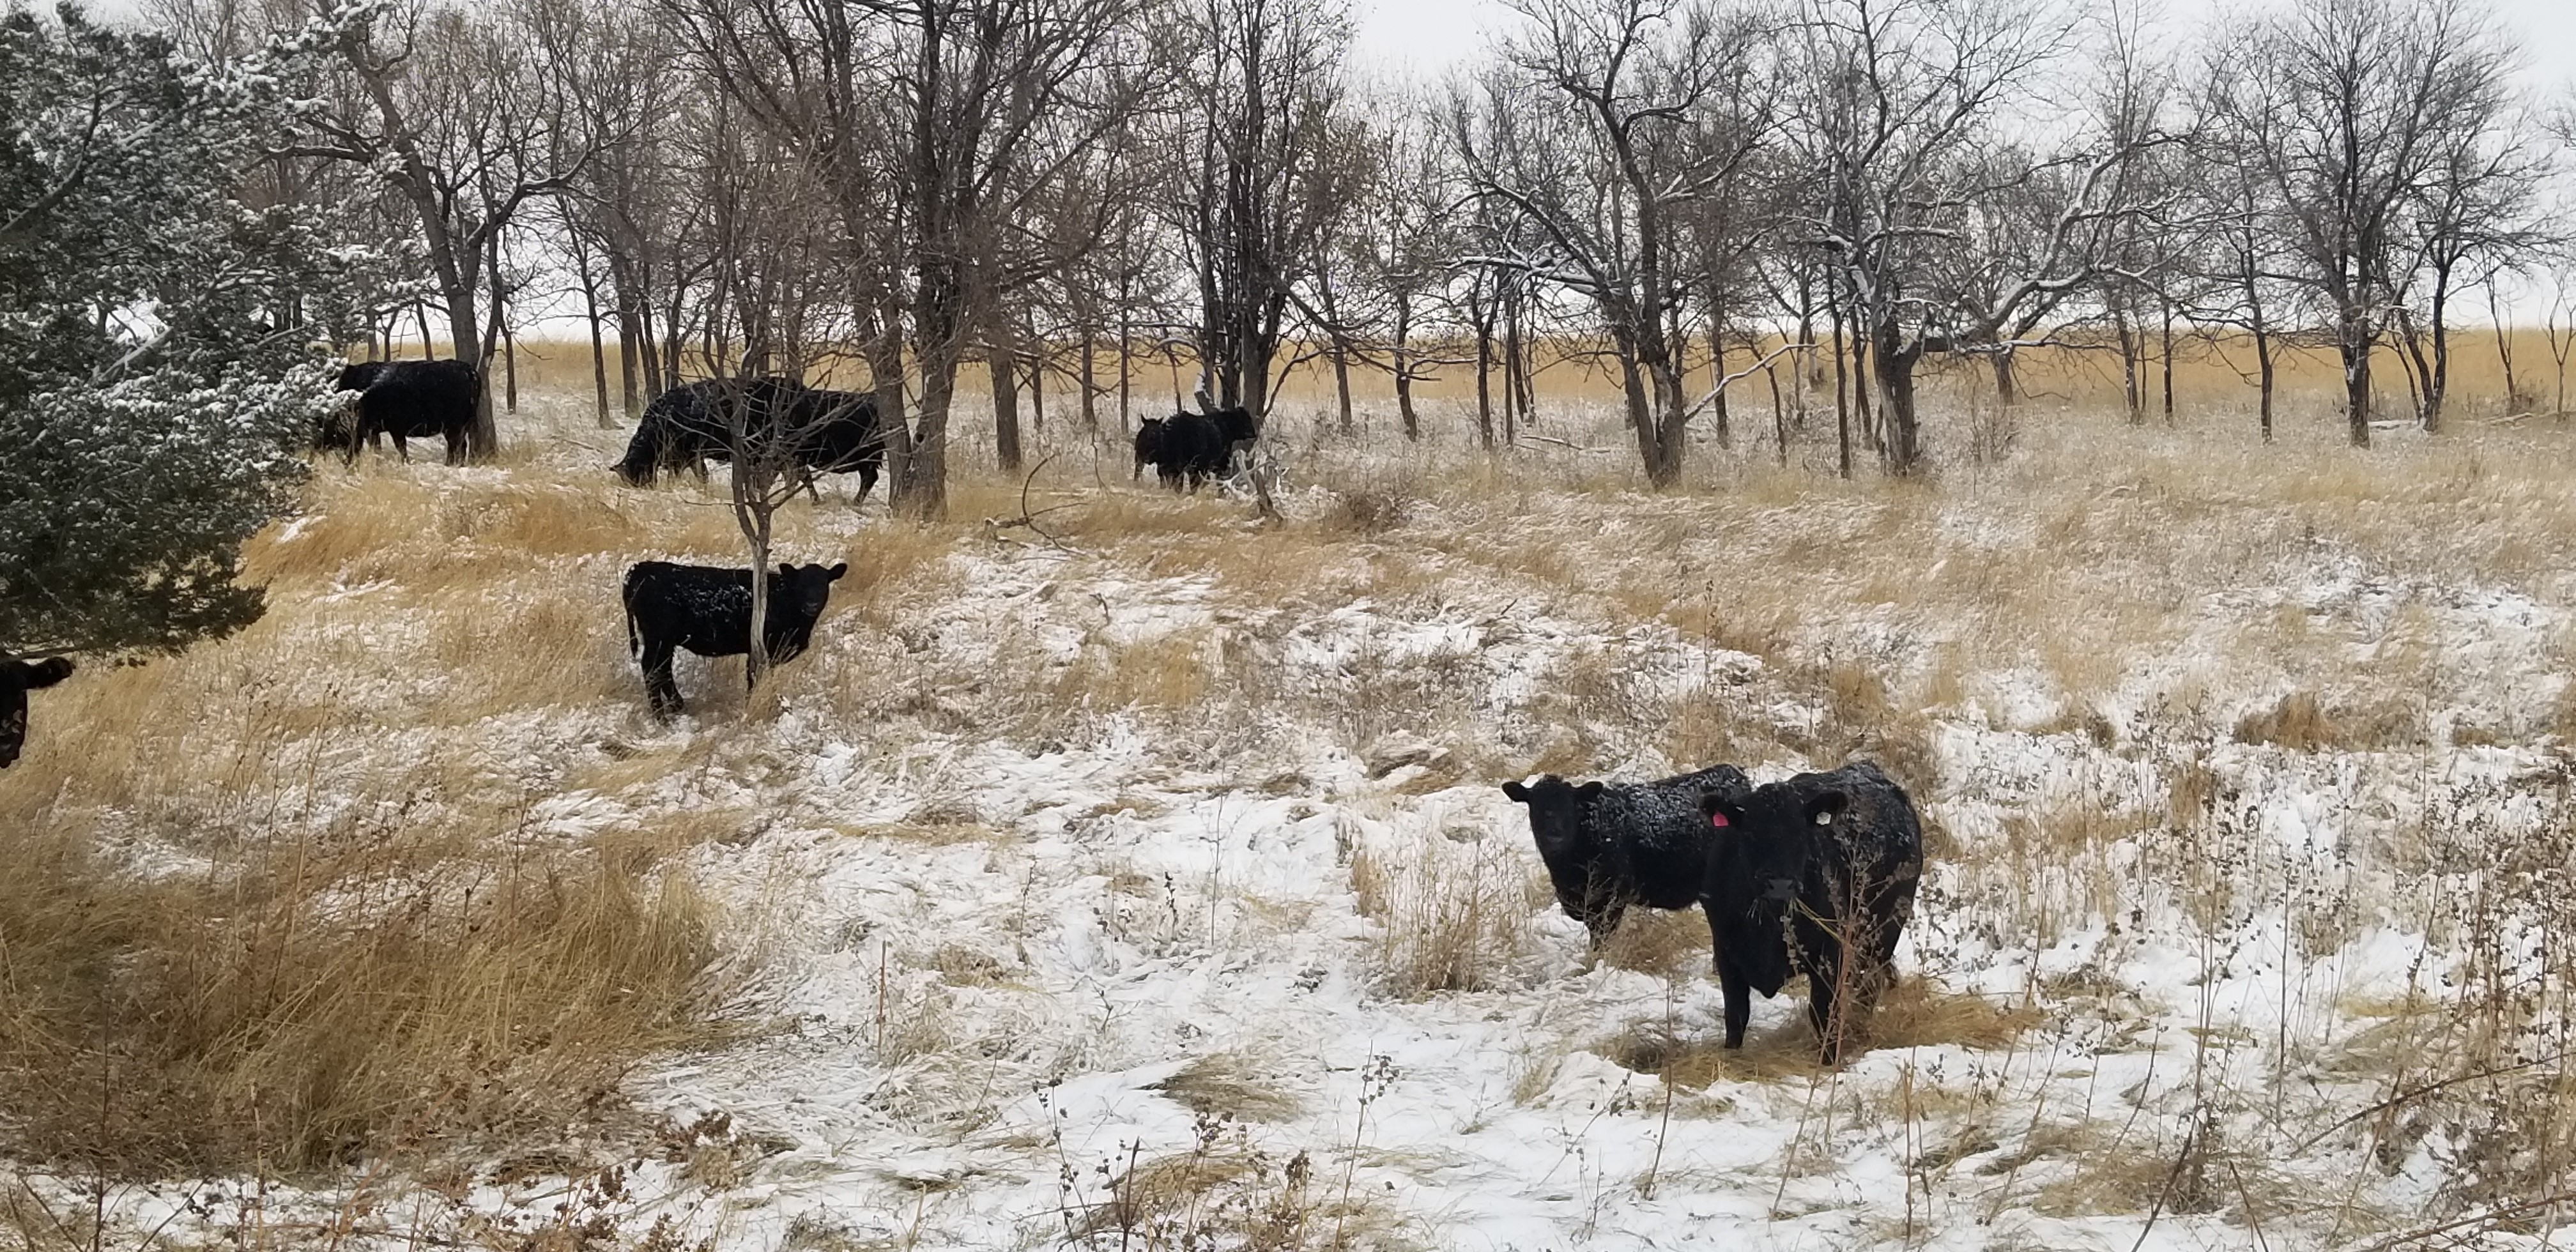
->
[1717,954,1752,1050]
[391,432,411,462]
[445,428,467,465]
[640,639,684,719]
[852,464,878,507]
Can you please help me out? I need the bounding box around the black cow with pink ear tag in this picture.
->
[1503,764,1750,950]
[1699,761,1924,1064]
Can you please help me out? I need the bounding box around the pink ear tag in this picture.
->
[1710,813,1730,828]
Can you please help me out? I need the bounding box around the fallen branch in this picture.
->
[1518,434,1620,454]
[983,452,1077,551]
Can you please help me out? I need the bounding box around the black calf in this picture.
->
[620,560,847,719]
[1503,765,1751,948]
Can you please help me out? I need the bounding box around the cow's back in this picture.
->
[1597,765,1748,910]
[625,561,755,655]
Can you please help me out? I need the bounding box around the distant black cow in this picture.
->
[1503,765,1751,949]
[0,655,74,770]
[1138,410,1231,491]
[1699,761,1924,1064]
[616,380,881,505]
[620,560,847,719]
[334,358,478,465]
[787,388,884,505]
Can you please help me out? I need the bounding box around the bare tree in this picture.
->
[1171,0,1353,418]
[2207,0,2518,446]
[1784,0,2170,473]
[1457,0,1774,486]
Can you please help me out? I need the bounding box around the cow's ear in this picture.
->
[26,658,73,688]
[827,562,848,580]
[1576,781,1606,800]
[1501,781,1529,803]
[1805,790,1850,827]
[1699,790,1743,827]
[778,563,795,579]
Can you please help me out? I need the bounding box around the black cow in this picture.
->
[341,358,478,465]
[0,655,74,770]
[616,379,762,487]
[786,388,884,505]
[621,560,847,719]
[1138,410,1231,491]
[1503,765,1751,949]
[616,381,881,505]
[1699,761,1924,1064]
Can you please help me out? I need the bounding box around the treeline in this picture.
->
[146,0,2573,505]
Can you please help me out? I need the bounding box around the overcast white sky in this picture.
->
[1350,0,2576,95]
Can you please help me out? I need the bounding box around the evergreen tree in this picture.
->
[0,1,367,655]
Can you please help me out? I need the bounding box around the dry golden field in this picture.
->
[8,353,2576,1249]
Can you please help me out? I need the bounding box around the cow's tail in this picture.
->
[621,570,640,659]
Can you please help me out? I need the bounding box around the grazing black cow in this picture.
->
[620,560,847,719]
[1131,417,1167,482]
[787,388,884,505]
[0,655,75,770]
[616,379,757,487]
[617,381,880,505]
[1699,761,1924,1064]
[332,358,478,465]
[1138,410,1232,491]
[1503,765,1751,949]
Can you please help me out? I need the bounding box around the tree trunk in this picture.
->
[1319,275,1353,436]
[1472,277,1496,448]
[1830,294,1851,480]
[1991,349,2020,408]
[579,261,612,428]
[2115,302,2143,425]
[2490,286,2522,411]
[1080,322,1099,434]
[2159,300,2175,425]
[989,329,1023,474]
[2340,298,2373,448]
[1707,318,1731,450]
[2426,264,2453,434]
[2255,324,2275,443]
[1394,298,1419,442]
[1767,358,1787,468]
[502,316,519,415]
[1874,332,1924,475]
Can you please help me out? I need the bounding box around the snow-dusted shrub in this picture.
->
[0,6,373,655]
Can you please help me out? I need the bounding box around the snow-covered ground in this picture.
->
[16,393,2576,1251]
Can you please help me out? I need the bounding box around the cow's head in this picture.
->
[334,362,388,392]
[776,561,849,620]
[1503,775,1614,936]
[1,656,75,770]
[1131,417,1166,478]
[1701,781,1844,907]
